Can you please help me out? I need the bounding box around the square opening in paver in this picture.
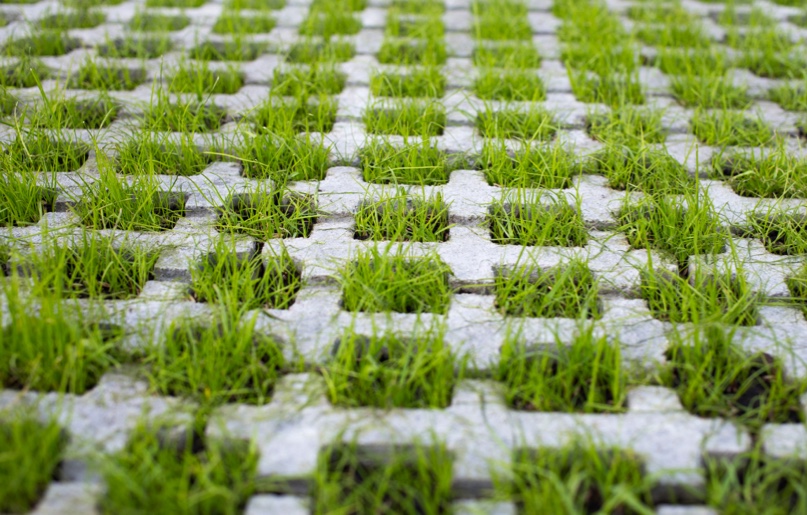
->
[664,326,805,431]
[354,191,449,242]
[313,444,453,514]
[359,141,456,185]
[585,107,665,147]
[0,174,55,227]
[340,249,452,314]
[325,330,459,408]
[690,110,774,147]
[1,58,50,88]
[588,145,691,193]
[744,213,807,255]
[253,97,337,134]
[32,238,158,300]
[475,69,546,101]
[713,150,807,198]
[4,31,79,56]
[498,328,626,412]
[370,68,445,98]
[1,299,123,394]
[0,416,66,514]
[494,261,600,319]
[137,315,285,405]
[1,132,89,173]
[114,133,212,177]
[97,36,173,59]
[511,445,652,513]
[299,11,361,37]
[213,12,276,34]
[129,13,189,32]
[142,99,227,133]
[191,246,302,310]
[619,194,726,272]
[101,424,257,514]
[640,268,759,326]
[75,172,187,232]
[476,106,558,140]
[272,66,346,96]
[286,40,355,63]
[40,10,104,30]
[230,133,330,182]
[473,42,541,68]
[378,38,447,65]
[168,64,243,95]
[69,61,145,91]
[481,142,579,188]
[363,101,446,136]
[488,196,587,247]
[217,191,318,240]
[189,41,266,62]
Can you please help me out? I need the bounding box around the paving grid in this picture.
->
[1,0,807,512]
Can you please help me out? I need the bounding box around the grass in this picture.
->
[339,246,452,314]
[129,12,190,32]
[272,65,346,96]
[0,171,55,227]
[359,140,455,185]
[370,68,445,98]
[498,327,625,412]
[480,141,580,189]
[1,57,50,88]
[286,40,355,64]
[509,444,653,513]
[299,10,361,38]
[223,133,331,183]
[113,132,212,177]
[253,96,337,134]
[488,192,587,247]
[741,52,807,80]
[98,36,173,59]
[745,212,807,256]
[313,443,453,514]
[769,84,807,112]
[168,62,243,95]
[323,327,459,408]
[100,423,257,515]
[670,76,750,109]
[619,192,727,272]
[586,108,665,147]
[137,311,285,405]
[477,106,558,141]
[225,0,285,9]
[30,235,158,300]
[73,167,186,231]
[363,100,446,137]
[217,188,318,240]
[69,60,144,91]
[569,72,644,108]
[495,260,600,318]
[713,148,807,198]
[653,48,730,77]
[40,10,104,30]
[588,145,691,194]
[4,31,78,57]
[142,96,226,133]
[212,13,276,34]
[0,283,124,393]
[474,69,546,101]
[190,242,301,310]
[378,39,447,66]
[473,43,541,68]
[473,15,532,41]
[690,110,774,147]
[145,0,206,6]
[634,24,711,48]
[640,266,759,325]
[386,14,444,39]
[1,130,88,173]
[705,451,807,514]
[354,190,449,242]
[0,414,66,514]
[664,325,805,431]
[189,41,266,62]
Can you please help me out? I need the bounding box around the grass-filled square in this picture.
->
[340,248,452,314]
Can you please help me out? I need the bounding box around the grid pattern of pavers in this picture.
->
[2,0,807,512]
